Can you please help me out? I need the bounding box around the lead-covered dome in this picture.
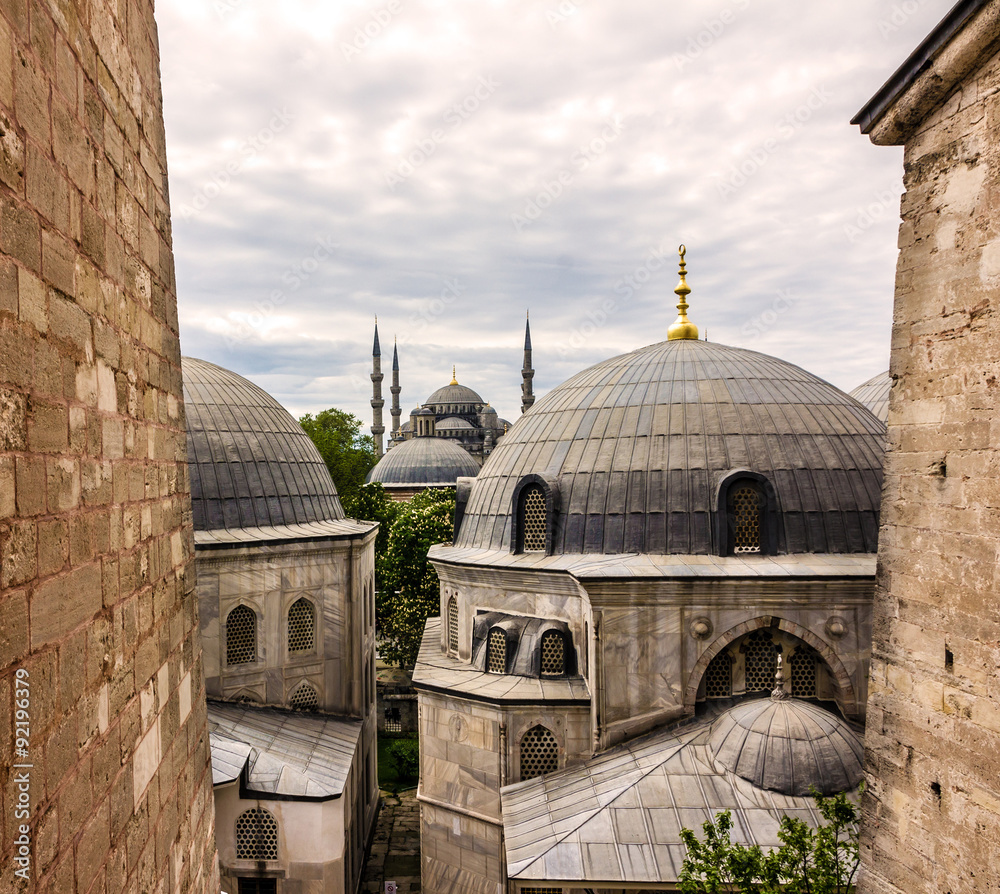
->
[850,370,891,423]
[425,382,484,407]
[182,357,344,531]
[455,338,885,555]
[366,436,480,488]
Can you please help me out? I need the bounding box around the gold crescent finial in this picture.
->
[450,365,458,385]
[668,243,699,341]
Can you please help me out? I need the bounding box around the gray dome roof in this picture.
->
[366,436,479,487]
[437,416,474,430]
[425,382,484,406]
[455,338,885,555]
[850,370,890,423]
[708,698,864,795]
[182,357,343,530]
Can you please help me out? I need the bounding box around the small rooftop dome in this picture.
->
[366,436,479,488]
[850,370,891,423]
[438,416,474,430]
[708,697,864,796]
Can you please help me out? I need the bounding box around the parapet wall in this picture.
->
[0,0,218,891]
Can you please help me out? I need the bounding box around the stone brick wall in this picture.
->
[0,0,218,891]
[860,40,1000,894]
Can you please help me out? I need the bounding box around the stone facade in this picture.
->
[854,5,1000,892]
[0,0,218,891]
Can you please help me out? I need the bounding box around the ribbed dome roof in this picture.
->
[366,436,480,487]
[455,338,885,555]
[850,370,891,423]
[437,416,474,430]
[425,382,484,406]
[708,697,864,795]
[182,357,343,531]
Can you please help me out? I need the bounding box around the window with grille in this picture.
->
[289,682,318,709]
[226,605,257,666]
[287,598,314,653]
[235,807,278,860]
[730,484,762,554]
[789,648,818,697]
[384,706,402,733]
[487,628,507,674]
[448,597,459,654]
[521,889,563,894]
[540,630,565,676]
[237,880,276,894]
[744,630,777,692]
[520,725,558,780]
[704,650,733,698]
[520,484,547,552]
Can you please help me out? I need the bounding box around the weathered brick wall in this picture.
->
[860,44,1000,894]
[0,0,218,891]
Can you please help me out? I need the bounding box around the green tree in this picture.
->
[379,488,455,668]
[679,790,860,894]
[298,408,376,504]
[341,482,399,607]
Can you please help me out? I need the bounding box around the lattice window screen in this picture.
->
[287,597,315,653]
[448,597,459,653]
[520,485,547,551]
[226,605,256,666]
[704,650,733,698]
[744,630,777,692]
[731,484,762,554]
[289,682,318,709]
[789,648,818,697]
[487,628,507,674]
[235,807,278,860]
[540,630,565,676]
[520,725,558,780]
[522,889,563,894]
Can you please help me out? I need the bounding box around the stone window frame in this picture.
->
[713,469,780,557]
[517,723,561,782]
[288,680,319,709]
[225,603,259,667]
[447,595,460,656]
[234,806,279,861]
[286,596,316,656]
[486,627,509,674]
[510,473,560,555]
[538,628,569,677]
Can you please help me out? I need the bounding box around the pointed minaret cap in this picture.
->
[524,310,532,351]
[667,245,699,341]
[373,317,381,355]
[392,338,399,370]
[450,365,458,385]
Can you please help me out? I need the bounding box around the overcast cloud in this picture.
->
[158,0,949,427]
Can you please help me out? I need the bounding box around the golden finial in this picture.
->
[450,365,458,385]
[668,244,699,341]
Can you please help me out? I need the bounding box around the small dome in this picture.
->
[850,370,891,423]
[366,436,479,488]
[182,357,343,531]
[708,698,864,796]
[438,416,474,430]
[425,382,485,407]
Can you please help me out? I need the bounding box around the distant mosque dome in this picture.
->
[366,435,480,492]
[182,357,343,530]
[425,381,486,408]
[850,370,891,423]
[708,696,864,796]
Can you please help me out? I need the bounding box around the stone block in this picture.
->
[30,562,101,647]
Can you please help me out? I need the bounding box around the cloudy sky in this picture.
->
[157,0,949,429]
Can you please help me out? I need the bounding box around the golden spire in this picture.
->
[668,244,699,341]
[450,365,458,385]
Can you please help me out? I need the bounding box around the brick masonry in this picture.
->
[0,1,218,892]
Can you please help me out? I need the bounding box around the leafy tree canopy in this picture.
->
[342,482,399,599]
[298,408,376,504]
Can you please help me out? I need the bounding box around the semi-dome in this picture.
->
[850,370,891,423]
[708,696,864,796]
[437,416,474,430]
[366,436,480,488]
[455,338,885,555]
[182,357,343,531]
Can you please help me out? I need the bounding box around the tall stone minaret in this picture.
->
[390,338,401,438]
[521,311,535,414]
[371,319,385,457]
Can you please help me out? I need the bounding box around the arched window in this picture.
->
[789,648,818,698]
[287,597,315,653]
[519,484,547,552]
[226,605,256,666]
[729,482,763,554]
[540,630,565,676]
[447,597,459,654]
[289,682,318,709]
[704,650,733,699]
[520,725,558,780]
[487,628,507,674]
[743,629,777,693]
[235,807,279,860]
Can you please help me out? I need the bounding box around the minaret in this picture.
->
[390,338,401,438]
[521,311,534,414]
[371,319,385,457]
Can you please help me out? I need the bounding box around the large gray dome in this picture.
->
[850,370,891,423]
[366,436,480,488]
[425,382,484,407]
[455,338,885,555]
[182,357,343,531]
